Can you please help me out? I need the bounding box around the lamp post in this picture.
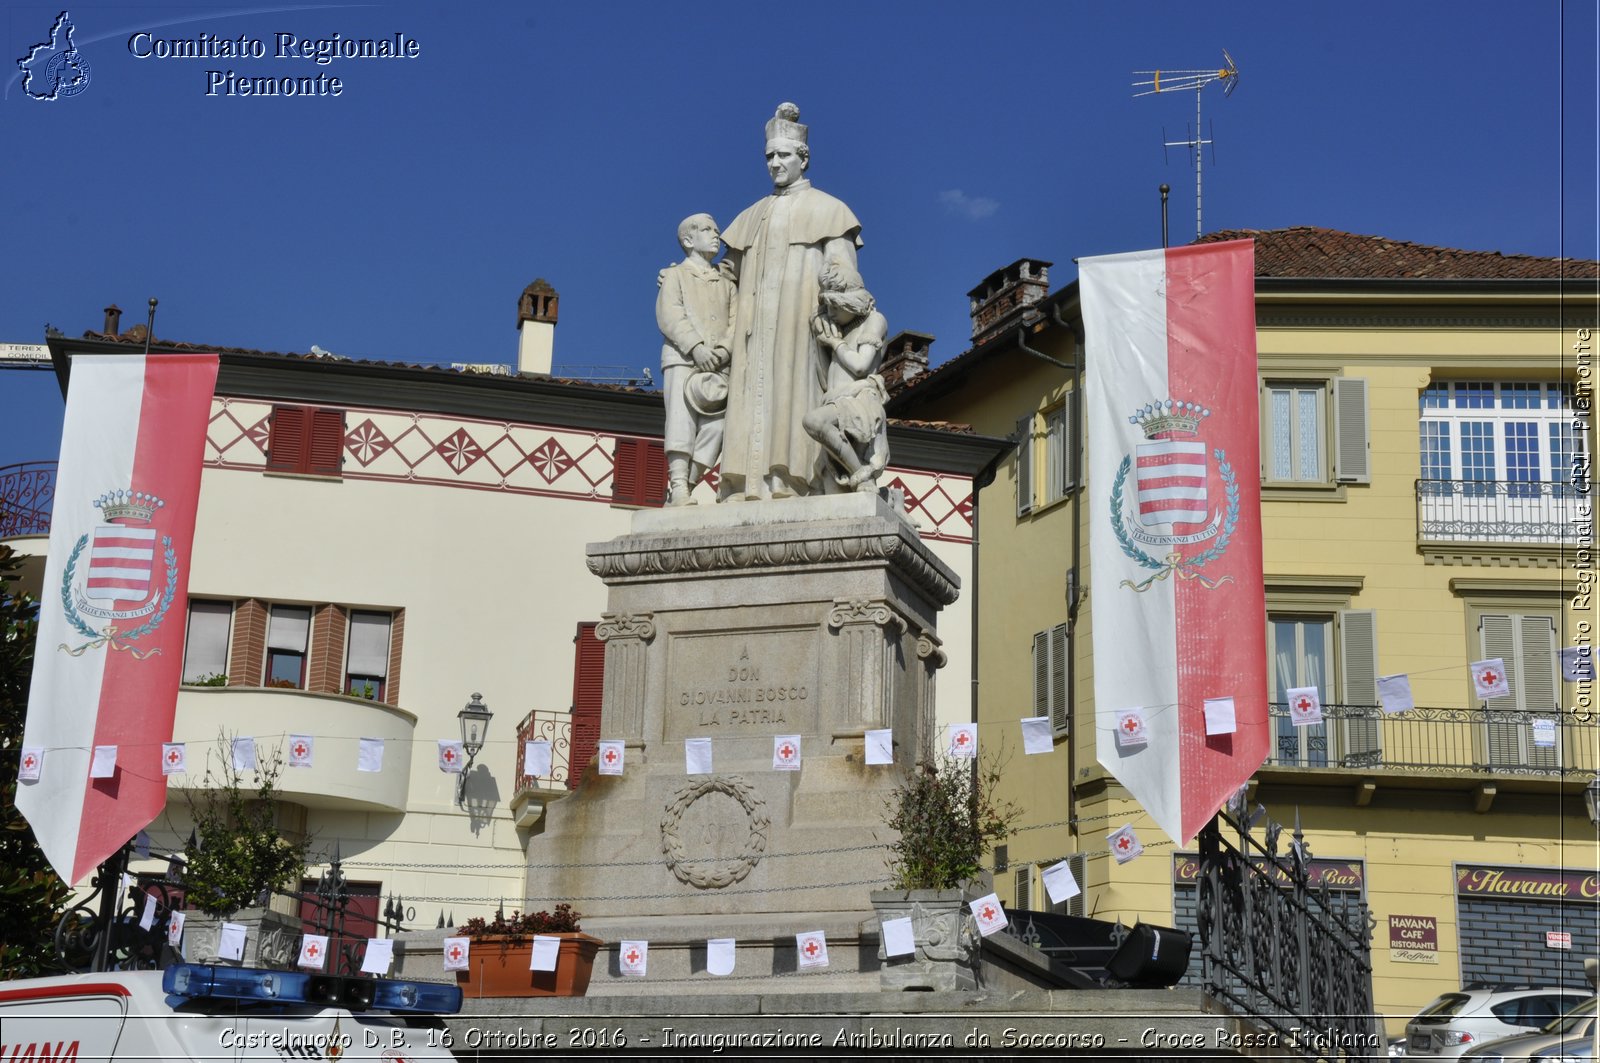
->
[457,692,493,805]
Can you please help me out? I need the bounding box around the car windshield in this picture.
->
[1545,997,1598,1035]
[1415,994,1471,1022]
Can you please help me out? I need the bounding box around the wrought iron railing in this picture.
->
[515,708,574,791]
[1197,806,1381,1061]
[1266,701,1600,777]
[0,461,55,537]
[1417,478,1589,545]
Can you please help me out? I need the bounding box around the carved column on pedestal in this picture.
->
[914,628,947,762]
[826,597,905,733]
[596,611,655,739]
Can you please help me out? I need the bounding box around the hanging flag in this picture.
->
[90,745,118,779]
[1562,646,1593,682]
[707,938,736,976]
[1114,708,1149,750]
[684,737,713,775]
[19,747,43,782]
[18,352,218,885]
[529,935,561,973]
[1083,240,1266,847]
[361,938,394,975]
[864,729,894,765]
[167,910,185,947]
[795,930,830,969]
[357,737,384,772]
[970,893,1009,937]
[1107,823,1145,864]
[1377,674,1414,714]
[231,736,256,772]
[1287,686,1323,727]
[161,742,186,775]
[1471,658,1510,700]
[298,934,330,970]
[441,936,469,971]
[438,740,465,773]
[1202,696,1237,736]
[772,735,801,771]
[597,740,625,775]
[1041,860,1081,905]
[880,917,915,957]
[524,739,552,777]
[619,940,648,977]
[288,734,314,768]
[1020,716,1053,755]
[947,722,977,759]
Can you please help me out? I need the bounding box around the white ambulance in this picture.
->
[0,963,462,1062]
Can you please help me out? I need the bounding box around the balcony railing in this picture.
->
[1416,478,1590,545]
[515,708,574,791]
[0,461,55,537]
[1266,701,1600,778]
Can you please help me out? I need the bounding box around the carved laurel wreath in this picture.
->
[659,775,770,890]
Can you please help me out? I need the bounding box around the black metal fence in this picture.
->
[0,461,54,537]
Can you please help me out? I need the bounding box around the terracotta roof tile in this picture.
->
[1197,226,1600,280]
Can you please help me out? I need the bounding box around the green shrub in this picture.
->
[884,753,1018,891]
[181,739,306,916]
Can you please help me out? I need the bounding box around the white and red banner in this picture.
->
[18,352,218,884]
[1082,240,1266,846]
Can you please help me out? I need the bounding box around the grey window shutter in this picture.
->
[1479,614,1522,767]
[1333,377,1370,483]
[1338,610,1380,762]
[1064,398,1078,490]
[1016,415,1034,516]
[1014,868,1031,910]
[1520,615,1559,769]
[1033,631,1049,717]
[1050,623,1069,733]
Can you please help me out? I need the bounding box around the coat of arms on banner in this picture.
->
[60,490,178,658]
[1110,400,1238,592]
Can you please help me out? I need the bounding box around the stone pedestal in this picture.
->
[179,908,301,969]
[521,492,956,991]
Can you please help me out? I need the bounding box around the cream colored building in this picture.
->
[889,229,1598,1032]
[6,286,999,932]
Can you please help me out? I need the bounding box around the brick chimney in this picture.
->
[516,279,558,375]
[967,258,1051,347]
[880,330,933,395]
[103,304,122,337]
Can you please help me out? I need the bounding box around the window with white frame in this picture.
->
[264,604,311,688]
[1420,382,1581,496]
[1262,377,1369,485]
[1042,403,1075,506]
[1032,623,1068,734]
[1268,610,1378,768]
[181,599,233,683]
[345,611,392,700]
[1478,611,1559,770]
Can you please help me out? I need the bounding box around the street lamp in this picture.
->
[1584,776,1600,827]
[457,692,493,805]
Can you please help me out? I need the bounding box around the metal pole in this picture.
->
[91,844,129,972]
[1193,88,1203,240]
[141,299,157,358]
[1160,184,1170,249]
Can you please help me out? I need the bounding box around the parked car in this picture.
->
[1462,996,1596,1061]
[0,963,462,1062]
[1406,985,1593,1058]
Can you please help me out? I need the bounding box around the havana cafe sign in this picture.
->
[1173,854,1364,891]
[1456,864,1600,902]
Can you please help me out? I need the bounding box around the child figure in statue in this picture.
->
[804,264,890,492]
[656,213,735,505]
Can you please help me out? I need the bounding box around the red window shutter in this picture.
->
[266,406,308,472]
[307,408,345,477]
[642,440,667,507]
[568,621,604,790]
[611,438,641,504]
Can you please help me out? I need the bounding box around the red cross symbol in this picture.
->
[166,748,181,765]
[1117,835,1132,851]
[1295,697,1313,711]
[306,943,320,959]
[169,918,180,934]
[443,747,457,763]
[803,939,820,957]
[954,730,971,747]
[1121,717,1140,734]
[293,741,308,758]
[980,905,997,921]
[604,748,619,764]
[22,754,36,770]
[779,743,795,760]
[1480,670,1499,686]
[447,945,462,961]
[625,948,640,965]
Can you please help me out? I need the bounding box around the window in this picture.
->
[1478,612,1559,769]
[266,405,344,477]
[1042,403,1076,505]
[181,599,233,683]
[1268,609,1378,767]
[344,611,392,700]
[1013,866,1031,911]
[1419,382,1583,498]
[569,621,604,790]
[611,437,667,507]
[265,605,311,688]
[1261,377,1368,485]
[1032,623,1068,735]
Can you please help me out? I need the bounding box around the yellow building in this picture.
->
[889,228,1598,1032]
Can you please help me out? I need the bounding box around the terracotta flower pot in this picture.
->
[454,933,602,997]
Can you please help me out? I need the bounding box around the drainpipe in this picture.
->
[1052,302,1085,835]
[969,446,1006,733]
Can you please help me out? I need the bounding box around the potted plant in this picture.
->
[454,904,602,997]
[177,738,306,968]
[872,752,1018,991]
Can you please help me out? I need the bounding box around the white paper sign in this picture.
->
[358,737,384,773]
[1020,716,1053,755]
[288,734,314,768]
[796,930,829,969]
[619,940,648,977]
[231,737,256,772]
[437,740,464,773]
[707,937,736,976]
[218,922,247,961]
[441,936,469,971]
[864,729,894,765]
[773,735,801,771]
[530,935,561,972]
[161,742,186,775]
[90,745,118,779]
[139,895,157,930]
[166,910,185,947]
[880,916,916,957]
[947,722,977,759]
[597,740,625,775]
[1042,860,1082,905]
[1531,718,1557,748]
[684,738,713,775]
[970,893,1008,937]
[361,938,394,975]
[1562,646,1593,682]
[298,934,330,970]
[524,740,552,777]
[1114,708,1149,749]
[1472,658,1511,700]
[1108,823,1144,864]
[1203,697,1237,736]
[18,747,42,782]
[1287,686,1323,727]
[1377,674,1414,714]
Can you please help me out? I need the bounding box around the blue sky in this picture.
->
[2,1,1595,471]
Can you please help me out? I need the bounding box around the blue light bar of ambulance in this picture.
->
[163,964,462,1015]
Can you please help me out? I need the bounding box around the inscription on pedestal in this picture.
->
[667,629,818,737]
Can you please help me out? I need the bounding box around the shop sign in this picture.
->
[1455,864,1600,903]
[1173,854,1364,891]
[1388,914,1438,964]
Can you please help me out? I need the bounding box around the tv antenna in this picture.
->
[1133,50,1238,240]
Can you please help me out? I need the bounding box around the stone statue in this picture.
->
[656,213,734,505]
[718,103,864,501]
[804,264,889,492]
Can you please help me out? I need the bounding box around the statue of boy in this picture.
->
[804,264,890,492]
[656,213,735,505]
